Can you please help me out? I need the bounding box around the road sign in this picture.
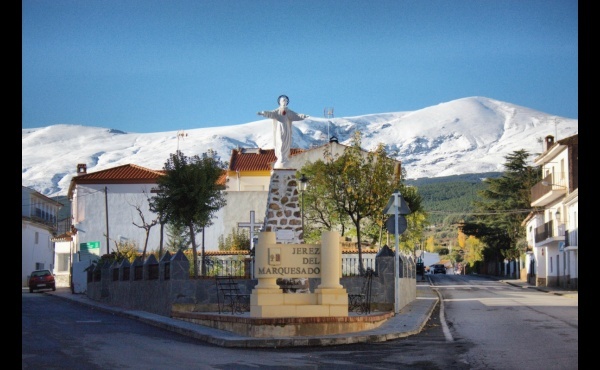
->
[385,215,407,234]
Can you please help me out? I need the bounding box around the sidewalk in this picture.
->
[489,276,579,300]
[42,281,439,348]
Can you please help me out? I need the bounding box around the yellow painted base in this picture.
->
[250,289,349,318]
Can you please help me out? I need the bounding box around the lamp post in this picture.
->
[299,174,308,234]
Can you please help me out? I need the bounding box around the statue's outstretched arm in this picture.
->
[258,110,277,119]
[285,109,309,121]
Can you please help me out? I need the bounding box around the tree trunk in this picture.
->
[356,222,364,275]
[142,230,150,260]
[159,222,164,259]
[188,222,198,277]
[200,227,206,276]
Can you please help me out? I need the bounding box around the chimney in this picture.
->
[544,135,555,152]
[77,163,87,175]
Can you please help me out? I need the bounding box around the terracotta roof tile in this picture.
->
[228,148,305,172]
[73,164,164,184]
[216,170,227,186]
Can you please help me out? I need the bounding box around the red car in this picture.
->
[28,269,56,293]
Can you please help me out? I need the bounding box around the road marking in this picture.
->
[432,287,454,342]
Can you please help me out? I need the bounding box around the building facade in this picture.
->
[525,134,578,289]
[68,163,164,261]
[21,186,64,286]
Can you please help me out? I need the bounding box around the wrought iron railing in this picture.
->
[534,220,553,242]
[566,228,578,247]
[189,256,377,277]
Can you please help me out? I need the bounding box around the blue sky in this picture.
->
[22,0,578,133]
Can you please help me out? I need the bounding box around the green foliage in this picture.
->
[461,150,541,266]
[218,228,251,251]
[406,173,502,227]
[300,131,427,273]
[86,240,139,271]
[150,150,227,277]
[165,222,190,252]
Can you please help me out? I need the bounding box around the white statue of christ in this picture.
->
[258,95,309,169]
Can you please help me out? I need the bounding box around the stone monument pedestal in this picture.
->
[250,231,348,318]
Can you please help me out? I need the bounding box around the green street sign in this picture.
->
[80,241,100,251]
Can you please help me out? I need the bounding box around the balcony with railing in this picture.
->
[534,219,566,245]
[531,174,567,207]
[566,228,578,247]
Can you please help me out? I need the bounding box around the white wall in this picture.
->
[53,240,73,287]
[72,183,161,256]
[203,191,269,251]
[421,252,440,267]
[22,221,55,286]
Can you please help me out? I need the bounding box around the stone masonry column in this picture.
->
[263,169,303,243]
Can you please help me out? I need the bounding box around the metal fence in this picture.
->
[341,258,376,276]
[194,258,249,278]
[191,256,376,277]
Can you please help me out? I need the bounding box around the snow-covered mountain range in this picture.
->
[22,96,578,198]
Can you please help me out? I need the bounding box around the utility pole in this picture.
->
[104,186,109,255]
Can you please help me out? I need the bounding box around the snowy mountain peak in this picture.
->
[22,96,578,197]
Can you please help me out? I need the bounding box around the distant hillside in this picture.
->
[405,172,502,226]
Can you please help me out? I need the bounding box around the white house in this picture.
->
[21,186,64,286]
[525,134,578,289]
[68,163,164,261]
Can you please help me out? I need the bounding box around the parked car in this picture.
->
[431,264,447,274]
[28,269,56,293]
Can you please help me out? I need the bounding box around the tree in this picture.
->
[101,235,139,264]
[218,228,251,251]
[129,193,159,260]
[149,150,227,277]
[460,150,541,271]
[300,131,426,273]
[165,221,190,252]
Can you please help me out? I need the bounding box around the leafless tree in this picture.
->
[130,195,159,260]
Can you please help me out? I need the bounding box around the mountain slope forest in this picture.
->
[405,172,503,246]
[406,172,502,225]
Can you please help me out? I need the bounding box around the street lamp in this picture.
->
[299,174,308,234]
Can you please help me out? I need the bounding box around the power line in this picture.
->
[426,209,535,216]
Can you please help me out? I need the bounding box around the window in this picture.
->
[75,192,85,223]
[35,232,39,244]
[35,262,44,270]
